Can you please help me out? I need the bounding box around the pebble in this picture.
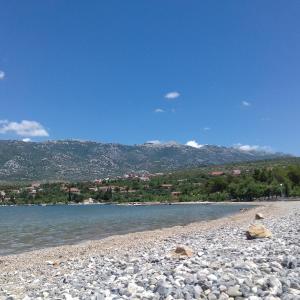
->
[1,205,300,300]
[227,285,242,297]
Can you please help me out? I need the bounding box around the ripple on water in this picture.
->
[0,203,251,255]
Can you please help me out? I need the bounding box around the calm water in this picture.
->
[0,203,249,255]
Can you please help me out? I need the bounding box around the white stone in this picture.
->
[204,289,211,295]
[248,296,261,300]
[63,294,73,300]
[218,292,229,300]
[141,290,156,299]
[256,278,267,286]
[289,288,300,295]
[269,277,282,295]
[207,274,218,282]
[227,286,242,297]
[127,282,139,295]
[219,285,227,292]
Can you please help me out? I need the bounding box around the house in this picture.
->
[210,171,225,176]
[111,186,127,192]
[171,191,182,199]
[0,191,5,200]
[97,186,110,192]
[177,179,187,182]
[31,182,41,188]
[69,187,81,194]
[29,189,37,198]
[25,186,35,191]
[160,184,173,189]
[94,179,103,185]
[232,169,241,176]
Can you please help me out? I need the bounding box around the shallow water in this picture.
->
[0,203,250,255]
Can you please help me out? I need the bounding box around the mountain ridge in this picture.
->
[0,140,290,182]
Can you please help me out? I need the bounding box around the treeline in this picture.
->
[155,165,300,201]
[1,161,300,204]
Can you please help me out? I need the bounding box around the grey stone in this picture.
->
[226,286,242,297]
[208,293,218,300]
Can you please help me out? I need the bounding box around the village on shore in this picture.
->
[1,158,300,205]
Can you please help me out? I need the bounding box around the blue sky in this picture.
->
[0,1,300,154]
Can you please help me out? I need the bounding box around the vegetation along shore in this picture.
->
[1,158,300,205]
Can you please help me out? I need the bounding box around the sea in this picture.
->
[0,203,250,255]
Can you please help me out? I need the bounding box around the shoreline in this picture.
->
[0,202,275,263]
[0,202,269,263]
[0,197,298,207]
[1,201,299,299]
[1,202,260,259]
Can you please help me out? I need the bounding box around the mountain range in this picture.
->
[0,140,289,182]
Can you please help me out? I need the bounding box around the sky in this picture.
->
[0,1,300,155]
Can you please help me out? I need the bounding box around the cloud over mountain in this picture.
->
[0,120,49,137]
[234,143,272,153]
[186,140,203,149]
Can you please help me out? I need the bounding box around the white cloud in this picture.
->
[242,100,251,107]
[234,143,273,153]
[185,140,203,149]
[154,108,165,113]
[165,91,180,100]
[0,70,5,80]
[146,140,161,144]
[238,144,259,151]
[203,127,211,131]
[0,120,49,137]
[22,138,32,142]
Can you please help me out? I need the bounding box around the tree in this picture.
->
[103,187,112,201]
[206,177,227,194]
[287,166,300,186]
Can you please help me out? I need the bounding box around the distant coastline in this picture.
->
[1,198,299,208]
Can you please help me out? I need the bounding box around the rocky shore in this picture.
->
[1,201,299,300]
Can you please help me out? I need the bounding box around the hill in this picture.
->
[0,140,290,182]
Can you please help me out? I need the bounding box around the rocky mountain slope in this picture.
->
[0,140,288,182]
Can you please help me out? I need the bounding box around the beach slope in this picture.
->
[1,201,300,299]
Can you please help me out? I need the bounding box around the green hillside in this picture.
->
[1,157,299,204]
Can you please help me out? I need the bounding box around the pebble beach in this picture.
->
[1,201,300,300]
